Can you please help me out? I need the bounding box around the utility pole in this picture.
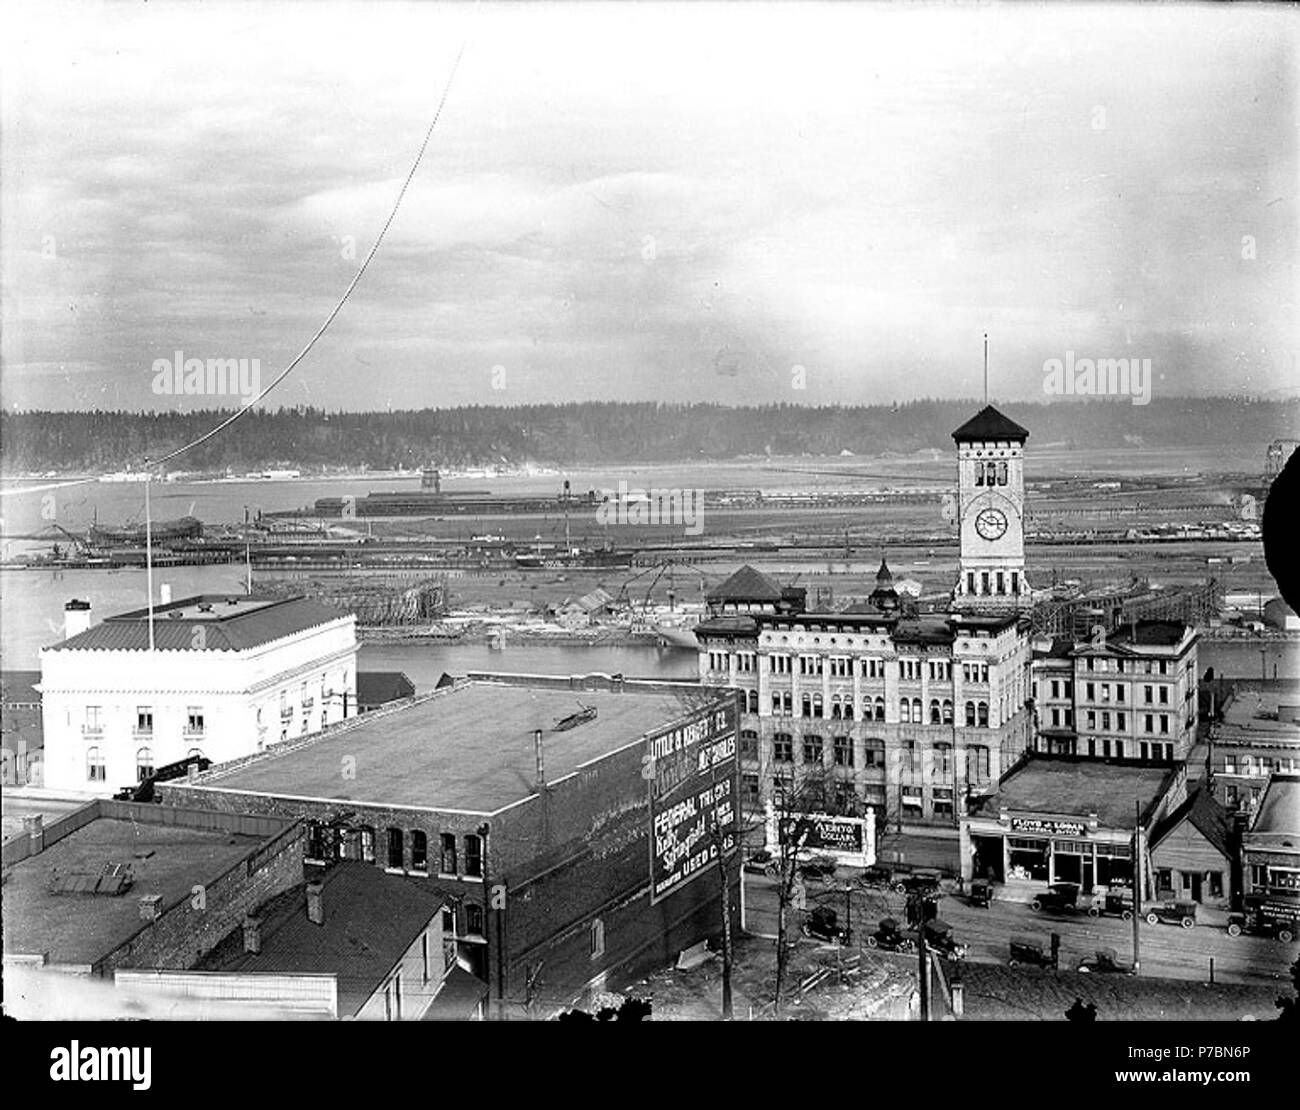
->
[1132,798,1142,973]
[712,817,735,1020]
[917,904,930,1021]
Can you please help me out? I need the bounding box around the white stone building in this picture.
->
[39,594,357,795]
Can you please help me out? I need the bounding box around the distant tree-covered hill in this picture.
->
[1,398,1295,475]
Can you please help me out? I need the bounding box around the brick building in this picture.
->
[158,675,741,1016]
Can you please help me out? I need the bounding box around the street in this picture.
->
[741,871,1297,988]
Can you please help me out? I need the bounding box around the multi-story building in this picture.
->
[39,594,357,795]
[1030,620,1200,765]
[1203,682,1300,815]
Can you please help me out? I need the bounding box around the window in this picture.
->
[812,693,824,719]
[590,918,605,960]
[186,707,205,734]
[900,699,911,724]
[1050,680,1060,699]
[911,698,922,722]
[465,903,484,936]
[933,787,954,818]
[84,706,103,734]
[136,747,154,782]
[440,833,457,874]
[740,729,759,759]
[901,786,923,813]
[1051,708,1061,727]
[977,702,989,727]
[1116,685,1125,703]
[464,833,483,878]
[360,826,375,862]
[934,743,952,776]
[774,733,794,762]
[746,690,759,713]
[86,747,105,782]
[1159,715,1169,735]
[1209,872,1223,899]
[1086,710,1097,730]
[1101,711,1111,731]
[1086,682,1095,701]
[411,830,428,872]
[864,738,885,768]
[873,697,885,721]
[904,740,920,774]
[803,735,823,764]
[942,700,953,725]
[1159,686,1169,705]
[930,699,942,724]
[969,745,990,781]
[387,827,404,869]
[833,735,854,767]
[1144,714,1154,733]
[1144,685,1154,704]
[135,707,153,734]
[742,773,760,806]
[965,701,976,727]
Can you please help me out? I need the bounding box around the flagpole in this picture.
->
[983,333,989,405]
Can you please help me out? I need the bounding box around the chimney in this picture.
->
[242,914,262,954]
[64,599,92,640]
[138,894,164,923]
[187,761,200,782]
[534,729,546,789]
[306,881,324,926]
[23,814,44,853]
[160,583,172,605]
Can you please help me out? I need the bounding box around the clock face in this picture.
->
[975,508,1009,541]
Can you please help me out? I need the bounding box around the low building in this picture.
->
[1147,786,1236,908]
[39,594,358,795]
[1243,772,1300,904]
[959,752,1186,897]
[157,675,741,1017]
[1205,682,1300,814]
[191,862,453,1020]
[1,669,43,787]
[355,670,416,713]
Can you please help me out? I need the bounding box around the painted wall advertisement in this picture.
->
[647,700,739,904]
[779,813,866,855]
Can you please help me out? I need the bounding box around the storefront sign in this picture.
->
[1010,817,1088,837]
[779,814,866,855]
[647,702,739,904]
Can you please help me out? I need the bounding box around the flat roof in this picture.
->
[972,755,1173,829]
[192,680,722,814]
[3,818,264,965]
[1250,774,1299,841]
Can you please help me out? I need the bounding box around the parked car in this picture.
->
[1093,889,1134,921]
[922,918,968,959]
[1077,947,1134,975]
[1029,882,1081,915]
[1145,900,1197,929]
[743,849,778,876]
[801,904,851,944]
[1007,935,1057,969]
[967,878,993,908]
[1227,901,1298,943]
[798,854,838,881]
[892,868,943,895]
[866,917,916,953]
[857,864,895,889]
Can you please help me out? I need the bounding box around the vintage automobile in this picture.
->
[742,849,779,877]
[865,917,916,953]
[1145,900,1197,929]
[892,867,943,896]
[1007,935,1057,969]
[1029,882,1082,915]
[1092,889,1134,921]
[857,864,895,889]
[922,918,968,959]
[1226,900,1298,943]
[798,853,839,881]
[801,905,851,944]
[1077,947,1135,975]
[967,878,993,908]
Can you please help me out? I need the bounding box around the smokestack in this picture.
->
[64,599,91,640]
[306,881,324,926]
[242,915,262,953]
[160,583,172,605]
[534,729,545,789]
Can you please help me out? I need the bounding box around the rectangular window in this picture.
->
[387,827,404,870]
[135,707,153,733]
[833,735,854,767]
[464,834,483,878]
[465,903,484,936]
[186,707,205,734]
[774,734,794,763]
[864,740,884,769]
[411,830,428,872]
[742,773,760,806]
[803,735,823,764]
[1117,712,1126,730]
[969,745,990,781]
[901,786,923,812]
[84,706,103,733]
[360,826,375,862]
[440,833,457,875]
[933,788,954,818]
[740,729,759,759]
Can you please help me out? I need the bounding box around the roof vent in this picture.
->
[197,603,213,613]
[227,597,239,606]
[168,611,184,619]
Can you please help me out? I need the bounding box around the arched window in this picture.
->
[965,701,976,727]
[911,698,922,722]
[136,746,154,782]
[929,699,941,725]
[187,747,204,760]
[387,827,404,869]
[874,697,885,721]
[900,700,911,724]
[410,830,428,872]
[978,701,989,727]
[830,696,842,720]
[746,689,759,713]
[87,747,105,783]
[942,699,954,725]
[997,461,1008,485]
[844,700,855,720]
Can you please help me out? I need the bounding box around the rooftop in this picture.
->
[197,862,446,1017]
[1,669,42,704]
[1150,787,1234,860]
[1108,620,1191,649]
[970,754,1175,829]
[46,594,348,654]
[707,565,784,603]
[951,405,1029,444]
[3,815,267,966]
[1248,773,1299,843]
[1219,687,1300,740]
[189,679,722,814]
[355,670,416,707]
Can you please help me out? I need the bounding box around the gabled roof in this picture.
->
[1150,787,1234,861]
[707,565,783,603]
[46,595,347,653]
[356,671,416,706]
[198,862,447,1017]
[951,405,1029,443]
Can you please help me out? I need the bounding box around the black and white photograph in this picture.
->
[1,0,1297,1063]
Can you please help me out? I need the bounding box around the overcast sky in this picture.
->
[2,1,1296,412]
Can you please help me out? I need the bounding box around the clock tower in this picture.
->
[951,405,1031,612]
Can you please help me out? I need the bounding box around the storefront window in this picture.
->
[1007,837,1050,882]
